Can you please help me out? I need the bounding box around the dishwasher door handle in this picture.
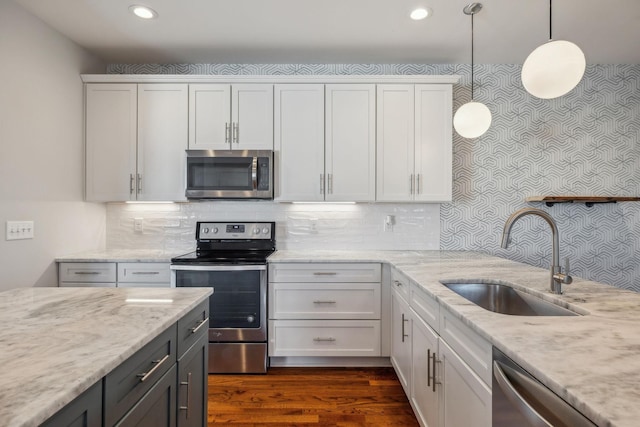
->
[493,360,553,427]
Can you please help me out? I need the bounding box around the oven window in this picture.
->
[187,157,252,191]
[175,269,262,329]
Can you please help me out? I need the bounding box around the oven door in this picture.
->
[171,264,267,342]
[185,150,272,199]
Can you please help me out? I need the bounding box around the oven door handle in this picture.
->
[170,264,266,272]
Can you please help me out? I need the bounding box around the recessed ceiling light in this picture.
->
[410,7,432,20]
[129,5,158,19]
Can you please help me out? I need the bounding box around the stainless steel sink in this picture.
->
[442,282,579,316]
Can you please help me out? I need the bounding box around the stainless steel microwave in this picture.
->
[185,150,273,199]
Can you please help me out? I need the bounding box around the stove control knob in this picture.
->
[262,227,270,235]
[203,228,209,234]
[253,228,261,235]
[212,227,219,234]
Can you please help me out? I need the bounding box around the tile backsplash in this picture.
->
[106,202,440,253]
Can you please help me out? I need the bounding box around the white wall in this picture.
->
[0,0,106,290]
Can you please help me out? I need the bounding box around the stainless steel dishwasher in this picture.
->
[492,347,596,427]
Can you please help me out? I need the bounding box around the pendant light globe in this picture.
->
[521,40,585,99]
[454,101,492,139]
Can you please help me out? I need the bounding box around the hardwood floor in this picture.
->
[208,367,420,426]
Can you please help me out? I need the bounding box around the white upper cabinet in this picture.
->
[85,83,188,202]
[325,84,376,202]
[376,84,452,202]
[274,84,325,201]
[137,84,188,201]
[85,84,138,201]
[188,84,273,150]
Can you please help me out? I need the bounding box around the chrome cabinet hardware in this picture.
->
[328,174,333,194]
[74,271,100,275]
[136,354,170,382]
[417,174,421,194]
[129,174,135,194]
[190,317,209,334]
[313,300,337,304]
[320,174,324,194]
[233,122,239,144]
[427,349,432,388]
[225,122,231,144]
[313,272,337,276]
[432,352,441,392]
[179,372,192,419]
[136,173,142,194]
[394,280,403,287]
[313,337,336,342]
[131,271,160,275]
[401,313,409,342]
[410,174,414,194]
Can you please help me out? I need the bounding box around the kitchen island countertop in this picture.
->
[0,287,211,427]
[269,250,640,427]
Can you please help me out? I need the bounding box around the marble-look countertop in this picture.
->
[269,250,640,427]
[0,287,212,427]
[55,248,189,263]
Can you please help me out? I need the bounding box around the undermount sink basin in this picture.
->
[442,282,579,316]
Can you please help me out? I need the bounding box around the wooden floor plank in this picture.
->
[208,367,419,426]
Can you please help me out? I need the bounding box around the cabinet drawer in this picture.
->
[440,309,492,386]
[117,263,171,284]
[268,320,380,357]
[104,324,177,426]
[390,268,411,301]
[269,263,381,283]
[59,262,116,283]
[269,283,380,319]
[177,300,209,358]
[410,283,440,333]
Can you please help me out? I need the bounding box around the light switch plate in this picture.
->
[6,221,34,240]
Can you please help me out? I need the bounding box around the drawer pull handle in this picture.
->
[401,313,409,342]
[313,272,337,276]
[74,271,101,275]
[137,354,170,382]
[313,300,336,304]
[190,317,209,334]
[179,372,192,419]
[394,280,403,287]
[132,271,160,275]
[313,337,336,342]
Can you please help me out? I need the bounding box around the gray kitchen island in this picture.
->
[0,286,212,427]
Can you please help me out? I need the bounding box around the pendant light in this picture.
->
[453,3,492,139]
[521,0,585,99]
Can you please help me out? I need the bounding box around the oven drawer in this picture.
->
[177,300,209,358]
[117,262,171,284]
[269,263,381,283]
[59,262,117,283]
[268,320,381,357]
[104,324,177,427]
[269,283,381,319]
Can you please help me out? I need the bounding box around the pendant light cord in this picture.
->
[470,9,475,100]
[549,0,553,41]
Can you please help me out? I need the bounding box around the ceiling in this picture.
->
[13,0,640,65]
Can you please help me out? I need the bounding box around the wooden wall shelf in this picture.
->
[526,196,640,207]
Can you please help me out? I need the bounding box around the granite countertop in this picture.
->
[0,287,212,427]
[55,249,190,263]
[269,250,640,427]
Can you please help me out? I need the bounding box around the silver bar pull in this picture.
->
[401,313,409,342]
[225,122,231,144]
[179,372,192,419]
[328,174,333,194]
[432,353,438,392]
[233,122,239,144]
[137,173,142,194]
[190,317,209,334]
[132,271,160,275]
[320,174,324,194]
[74,271,100,275]
[410,174,414,195]
[313,337,336,342]
[394,280,403,287]
[427,349,432,387]
[137,354,170,382]
[313,272,337,276]
[130,174,135,194]
[251,157,258,190]
[313,300,337,304]
[417,174,421,194]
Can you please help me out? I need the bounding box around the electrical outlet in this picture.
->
[6,221,35,240]
[384,215,395,232]
[134,218,144,233]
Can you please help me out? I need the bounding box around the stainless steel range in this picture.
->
[170,221,275,374]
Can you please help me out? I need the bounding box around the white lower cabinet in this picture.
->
[58,262,171,287]
[391,268,492,427]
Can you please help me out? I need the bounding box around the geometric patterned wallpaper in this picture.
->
[108,63,640,291]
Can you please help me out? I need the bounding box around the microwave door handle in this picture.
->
[252,157,258,191]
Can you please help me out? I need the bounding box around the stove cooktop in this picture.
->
[171,249,275,265]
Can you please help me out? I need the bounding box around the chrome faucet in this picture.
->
[501,208,572,294]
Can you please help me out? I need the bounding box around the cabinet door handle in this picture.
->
[130,174,135,194]
[179,372,192,419]
[313,300,337,304]
[432,353,441,392]
[401,313,409,342]
[190,317,209,334]
[131,271,160,275]
[313,337,336,342]
[137,173,142,194]
[328,174,333,194]
[225,122,231,144]
[416,173,421,195]
[394,280,404,287]
[427,349,432,387]
[410,174,414,195]
[233,122,239,144]
[136,354,170,382]
[320,174,324,194]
